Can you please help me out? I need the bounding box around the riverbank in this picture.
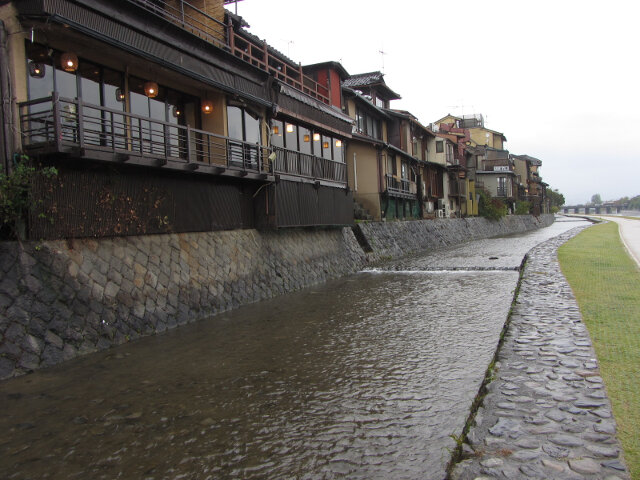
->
[559,221,640,478]
[450,225,631,479]
[0,214,554,380]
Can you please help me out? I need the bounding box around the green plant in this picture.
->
[551,206,559,214]
[478,189,507,221]
[0,155,58,239]
[514,200,531,215]
[559,222,640,478]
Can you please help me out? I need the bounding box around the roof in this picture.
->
[342,71,401,100]
[303,61,350,80]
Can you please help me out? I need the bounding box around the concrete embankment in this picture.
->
[0,214,554,379]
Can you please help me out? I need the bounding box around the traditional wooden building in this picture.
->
[0,0,353,240]
[511,154,548,215]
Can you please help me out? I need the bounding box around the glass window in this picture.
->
[54,56,78,100]
[366,116,373,137]
[226,106,243,140]
[333,138,344,162]
[356,108,365,133]
[271,119,283,148]
[298,126,311,155]
[372,119,380,140]
[436,140,444,153]
[244,110,260,144]
[284,122,297,150]
[387,154,396,176]
[321,135,332,160]
[312,131,322,156]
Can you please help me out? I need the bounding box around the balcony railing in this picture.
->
[385,175,416,198]
[127,0,331,105]
[19,94,268,174]
[271,146,346,184]
[127,0,227,48]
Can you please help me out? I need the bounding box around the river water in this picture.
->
[0,217,591,480]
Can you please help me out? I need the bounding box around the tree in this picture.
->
[590,193,602,205]
[547,188,565,208]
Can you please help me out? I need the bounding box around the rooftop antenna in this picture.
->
[379,47,387,73]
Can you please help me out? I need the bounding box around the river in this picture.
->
[0,216,591,480]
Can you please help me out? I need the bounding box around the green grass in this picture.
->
[558,222,640,479]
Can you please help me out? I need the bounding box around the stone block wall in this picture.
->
[0,214,555,380]
[0,228,365,380]
[357,214,555,262]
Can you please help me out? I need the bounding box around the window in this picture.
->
[375,97,385,108]
[387,154,397,176]
[497,177,507,197]
[436,140,444,153]
[298,126,312,155]
[355,106,382,140]
[227,105,262,167]
[271,120,283,148]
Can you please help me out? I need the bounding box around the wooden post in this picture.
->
[52,92,61,150]
[76,97,84,148]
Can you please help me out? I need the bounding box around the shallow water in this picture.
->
[0,216,591,479]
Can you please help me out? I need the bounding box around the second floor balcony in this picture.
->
[271,146,346,185]
[127,0,331,105]
[20,95,271,179]
[385,175,416,199]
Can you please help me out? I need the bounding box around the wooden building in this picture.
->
[0,0,353,240]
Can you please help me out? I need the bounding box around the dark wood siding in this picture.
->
[29,160,258,239]
[265,180,353,228]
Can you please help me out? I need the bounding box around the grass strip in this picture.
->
[558,221,640,479]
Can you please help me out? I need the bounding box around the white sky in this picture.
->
[234,0,640,205]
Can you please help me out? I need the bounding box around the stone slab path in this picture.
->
[450,226,631,480]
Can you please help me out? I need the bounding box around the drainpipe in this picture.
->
[0,19,13,174]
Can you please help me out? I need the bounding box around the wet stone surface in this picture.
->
[0,218,605,479]
[451,226,631,480]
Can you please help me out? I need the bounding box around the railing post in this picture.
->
[227,17,234,51]
[110,111,115,152]
[138,118,143,155]
[163,123,169,159]
[186,125,192,163]
[52,92,61,149]
[76,97,84,148]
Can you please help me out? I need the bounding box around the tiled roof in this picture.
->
[342,71,385,88]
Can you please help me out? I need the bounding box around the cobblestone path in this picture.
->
[451,226,631,480]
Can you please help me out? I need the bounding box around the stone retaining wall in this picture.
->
[357,214,555,262]
[0,214,555,380]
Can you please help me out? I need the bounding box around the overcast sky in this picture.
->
[234,0,640,205]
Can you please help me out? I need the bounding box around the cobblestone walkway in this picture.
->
[451,226,631,480]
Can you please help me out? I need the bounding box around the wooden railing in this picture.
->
[271,146,346,184]
[385,175,415,197]
[19,94,268,173]
[127,0,227,48]
[127,0,331,105]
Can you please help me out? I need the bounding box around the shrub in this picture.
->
[0,155,58,239]
[515,200,531,215]
[478,188,507,221]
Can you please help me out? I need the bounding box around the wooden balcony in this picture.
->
[126,0,331,105]
[19,95,270,180]
[385,175,416,199]
[271,146,346,185]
